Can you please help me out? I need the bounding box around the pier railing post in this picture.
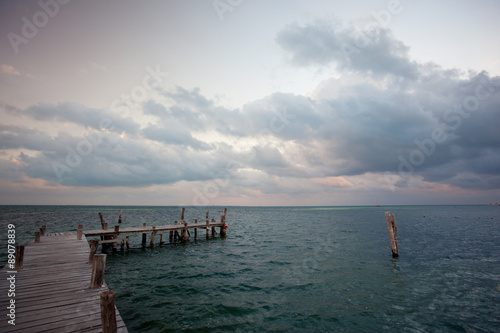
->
[100,291,117,333]
[385,212,399,258]
[88,240,99,264]
[15,245,24,270]
[90,254,107,289]
[77,224,83,240]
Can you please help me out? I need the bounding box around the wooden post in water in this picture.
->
[111,225,119,253]
[220,208,227,236]
[150,227,157,246]
[126,236,130,249]
[120,238,125,251]
[211,218,216,236]
[206,219,210,239]
[142,223,147,246]
[40,225,46,236]
[181,222,188,242]
[99,212,106,228]
[174,221,179,242]
[194,219,197,239]
[181,208,185,223]
[159,233,163,245]
[118,210,122,224]
[385,212,399,258]
[102,222,109,251]
[15,245,24,270]
[34,231,40,243]
[88,240,99,264]
[100,291,117,333]
[90,254,106,289]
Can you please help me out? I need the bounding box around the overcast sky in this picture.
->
[1,0,500,206]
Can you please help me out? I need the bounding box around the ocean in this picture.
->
[1,205,499,332]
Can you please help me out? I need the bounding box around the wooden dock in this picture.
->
[0,232,128,333]
[1,208,229,332]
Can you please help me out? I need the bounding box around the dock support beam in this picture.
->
[385,212,399,258]
[100,291,118,333]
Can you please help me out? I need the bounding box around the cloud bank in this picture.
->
[1,19,500,204]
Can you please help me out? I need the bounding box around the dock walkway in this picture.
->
[0,232,128,333]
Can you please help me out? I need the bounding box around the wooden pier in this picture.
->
[87,208,229,249]
[0,232,128,332]
[1,208,229,332]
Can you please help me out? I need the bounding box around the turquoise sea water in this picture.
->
[1,205,500,332]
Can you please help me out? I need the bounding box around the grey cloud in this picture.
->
[276,21,419,79]
[141,123,212,150]
[20,102,140,134]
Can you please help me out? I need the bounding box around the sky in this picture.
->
[1,0,500,206]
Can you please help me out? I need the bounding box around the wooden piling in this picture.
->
[120,238,125,251]
[15,245,24,270]
[34,231,40,243]
[99,212,106,228]
[220,208,227,236]
[88,240,99,264]
[211,218,216,236]
[77,224,84,240]
[100,291,118,333]
[118,210,122,224]
[77,228,83,240]
[126,236,130,249]
[142,223,147,246]
[385,212,399,258]
[181,207,185,223]
[159,233,163,245]
[174,221,178,242]
[181,222,188,242]
[102,222,108,230]
[194,219,198,239]
[206,219,210,239]
[150,227,157,246]
[90,254,107,289]
[40,225,46,236]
